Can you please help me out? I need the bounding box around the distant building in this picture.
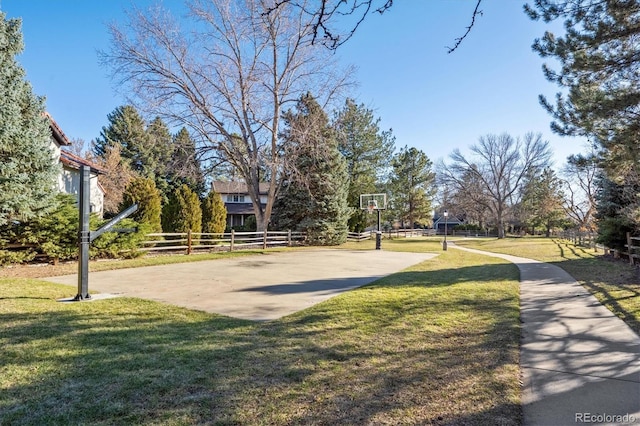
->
[212,181,268,228]
[433,211,464,233]
[47,113,105,217]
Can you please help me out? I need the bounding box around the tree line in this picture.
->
[3,0,626,265]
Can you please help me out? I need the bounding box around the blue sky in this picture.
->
[2,0,587,168]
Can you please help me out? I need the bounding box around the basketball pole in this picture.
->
[376,209,381,250]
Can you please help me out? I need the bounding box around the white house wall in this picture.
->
[58,167,104,217]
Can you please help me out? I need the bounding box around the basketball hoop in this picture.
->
[367,200,377,214]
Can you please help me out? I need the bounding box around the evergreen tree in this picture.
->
[388,146,436,228]
[272,93,350,244]
[162,184,202,233]
[121,177,162,232]
[169,127,205,196]
[527,0,640,176]
[594,172,637,250]
[145,116,174,199]
[518,168,567,236]
[0,13,59,226]
[93,105,149,169]
[201,187,227,234]
[333,99,395,232]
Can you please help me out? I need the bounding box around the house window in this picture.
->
[226,195,245,203]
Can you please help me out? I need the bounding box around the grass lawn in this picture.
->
[456,237,640,334]
[0,241,521,425]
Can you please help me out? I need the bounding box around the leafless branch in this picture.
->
[446,0,483,54]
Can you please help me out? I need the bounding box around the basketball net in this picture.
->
[367,200,377,214]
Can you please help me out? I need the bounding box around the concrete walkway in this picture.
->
[48,249,435,321]
[451,243,640,425]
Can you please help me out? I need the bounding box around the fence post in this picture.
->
[263,229,268,249]
[287,229,292,247]
[627,232,633,265]
[187,230,192,255]
[230,230,235,252]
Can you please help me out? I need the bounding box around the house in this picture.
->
[433,211,464,233]
[212,181,268,228]
[47,113,105,217]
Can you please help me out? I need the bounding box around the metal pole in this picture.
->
[375,209,382,250]
[443,211,448,251]
[75,165,91,300]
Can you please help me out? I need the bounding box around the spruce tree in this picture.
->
[201,188,227,234]
[272,93,350,244]
[93,105,149,168]
[121,177,162,232]
[169,127,205,196]
[162,184,202,233]
[0,13,59,225]
[333,98,395,232]
[594,172,637,250]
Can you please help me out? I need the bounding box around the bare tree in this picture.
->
[439,132,552,238]
[266,0,484,52]
[101,0,351,231]
[561,151,599,232]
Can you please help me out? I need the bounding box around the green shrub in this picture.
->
[162,184,202,233]
[90,219,149,259]
[0,194,147,264]
[201,189,227,234]
[122,177,162,232]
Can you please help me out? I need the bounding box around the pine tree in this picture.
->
[0,13,59,226]
[388,146,436,228]
[518,168,567,236]
[121,177,162,232]
[169,127,205,196]
[272,93,350,244]
[527,0,640,176]
[201,188,227,234]
[162,184,202,233]
[333,98,395,232]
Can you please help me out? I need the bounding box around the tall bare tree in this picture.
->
[102,0,350,231]
[561,151,599,232]
[439,132,552,238]
[267,0,484,52]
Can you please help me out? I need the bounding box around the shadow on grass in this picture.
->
[1,261,522,425]
[551,255,640,335]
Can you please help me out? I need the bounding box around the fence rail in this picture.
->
[143,230,306,254]
[558,230,598,250]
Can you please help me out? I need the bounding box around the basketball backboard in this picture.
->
[359,193,387,211]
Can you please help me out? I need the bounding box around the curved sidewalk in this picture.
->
[451,243,640,426]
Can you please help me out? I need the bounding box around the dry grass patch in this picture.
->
[457,237,640,334]
[1,245,520,425]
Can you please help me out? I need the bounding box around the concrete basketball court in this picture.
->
[48,249,436,321]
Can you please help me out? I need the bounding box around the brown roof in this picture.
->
[225,203,257,215]
[45,112,72,146]
[60,150,106,175]
[212,181,269,195]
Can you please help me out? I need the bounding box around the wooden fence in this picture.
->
[347,229,438,242]
[142,230,306,254]
[558,230,598,250]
